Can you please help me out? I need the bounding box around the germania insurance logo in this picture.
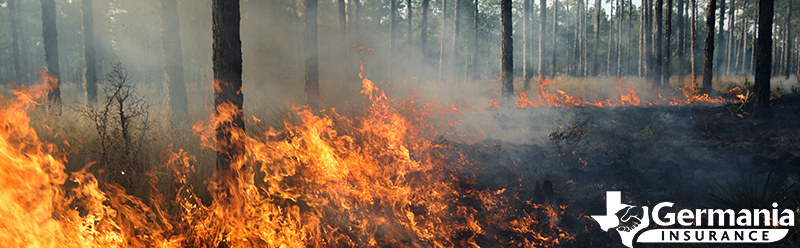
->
[591,191,795,248]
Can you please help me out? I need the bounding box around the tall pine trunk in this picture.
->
[501,0,513,97]
[439,0,447,81]
[574,0,583,77]
[42,0,61,110]
[551,0,558,78]
[160,0,189,124]
[606,0,614,76]
[753,0,773,112]
[783,0,791,78]
[304,0,320,103]
[353,0,360,37]
[451,0,461,79]
[539,0,547,78]
[9,0,21,82]
[702,0,717,94]
[690,0,697,82]
[644,0,653,78]
[717,0,726,75]
[212,0,244,171]
[592,0,600,76]
[421,0,429,57]
[654,0,663,85]
[407,0,412,46]
[639,0,645,76]
[82,0,98,105]
[724,0,735,75]
[524,0,533,89]
[664,0,672,85]
[676,0,685,76]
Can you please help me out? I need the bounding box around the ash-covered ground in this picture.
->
[439,94,800,247]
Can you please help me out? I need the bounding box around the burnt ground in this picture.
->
[444,94,800,247]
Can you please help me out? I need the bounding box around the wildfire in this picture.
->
[0,72,574,247]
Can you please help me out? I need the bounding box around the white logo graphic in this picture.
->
[590,191,794,248]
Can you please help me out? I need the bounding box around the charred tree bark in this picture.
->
[574,0,584,77]
[501,0,513,97]
[539,0,547,78]
[654,0,663,85]
[702,0,717,94]
[664,0,672,84]
[753,0,773,111]
[724,0,735,75]
[82,0,98,105]
[717,0,726,75]
[524,0,533,89]
[551,0,558,78]
[421,0,430,57]
[644,0,653,78]
[9,0,21,82]
[42,0,61,110]
[407,0,412,46]
[592,0,600,76]
[581,0,588,76]
[212,0,244,171]
[160,0,189,123]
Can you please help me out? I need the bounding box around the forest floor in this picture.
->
[445,93,800,247]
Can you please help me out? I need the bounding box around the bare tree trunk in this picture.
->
[582,0,588,76]
[717,0,725,74]
[751,0,757,74]
[574,0,583,77]
[702,0,717,94]
[664,0,672,84]
[451,0,461,79]
[592,0,600,76]
[501,0,513,97]
[783,0,791,78]
[654,0,663,85]
[42,0,61,111]
[735,1,748,75]
[690,0,697,86]
[421,0,429,56]
[607,0,614,76]
[305,0,320,103]
[524,0,533,89]
[676,0,685,76]
[389,0,397,78]
[753,0,772,112]
[616,0,624,77]
[639,0,645,76]
[724,0,735,75]
[212,0,244,171]
[472,0,478,79]
[353,0,360,37]
[439,0,447,81]
[551,0,558,78]
[160,0,189,124]
[539,0,547,78]
[644,0,653,78]
[9,0,21,82]
[82,0,98,105]
[407,0,412,46]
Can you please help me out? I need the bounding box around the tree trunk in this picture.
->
[9,0,21,82]
[690,0,696,85]
[439,0,447,81]
[339,0,347,42]
[735,1,748,75]
[724,0,735,75]
[524,0,533,89]
[574,0,583,77]
[654,0,663,85]
[676,0,685,76]
[644,0,653,78]
[451,0,461,79]
[501,0,513,97]
[305,0,320,103]
[421,0,429,57]
[389,0,396,78]
[753,0,773,111]
[606,0,614,76]
[42,0,61,110]
[592,0,600,76]
[82,0,98,105]
[702,0,716,94]
[783,0,791,78]
[407,0,412,47]
[551,0,558,78]
[353,0,360,37]
[664,0,672,85]
[751,0,757,74]
[716,0,725,74]
[539,0,547,78]
[639,0,645,76]
[160,0,189,123]
[472,0,478,79]
[212,0,244,171]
